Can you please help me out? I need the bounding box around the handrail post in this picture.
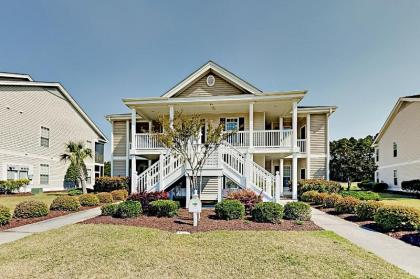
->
[159,153,165,191]
[275,171,280,203]
[244,152,251,188]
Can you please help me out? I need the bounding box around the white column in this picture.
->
[217,176,222,202]
[169,105,174,128]
[159,153,165,191]
[244,152,251,188]
[306,114,311,179]
[280,159,284,197]
[326,111,330,180]
[185,176,191,208]
[249,102,254,148]
[110,121,114,176]
[275,171,280,203]
[292,102,298,200]
[130,109,137,192]
[125,120,130,177]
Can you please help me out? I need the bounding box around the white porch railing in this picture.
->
[253,129,292,148]
[134,133,163,149]
[297,139,306,153]
[224,131,249,147]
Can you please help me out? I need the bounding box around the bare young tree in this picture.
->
[158,112,231,194]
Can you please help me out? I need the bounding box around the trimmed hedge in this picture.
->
[78,194,100,206]
[334,196,360,214]
[313,192,329,206]
[215,200,245,220]
[297,179,341,197]
[341,191,380,201]
[94,176,129,192]
[96,192,113,204]
[373,183,388,192]
[401,179,420,195]
[111,190,129,201]
[226,189,262,213]
[284,202,311,221]
[114,200,142,218]
[0,205,12,225]
[0,178,30,194]
[50,196,80,211]
[355,201,382,221]
[357,182,388,192]
[374,205,420,231]
[14,200,49,218]
[101,204,118,216]
[251,202,284,223]
[148,200,179,217]
[67,188,83,196]
[324,193,343,208]
[300,191,318,203]
[127,191,168,213]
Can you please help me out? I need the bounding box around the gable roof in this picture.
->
[161,61,263,98]
[0,72,33,82]
[0,79,108,142]
[373,95,420,145]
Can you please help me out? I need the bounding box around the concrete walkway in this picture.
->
[0,207,101,245]
[311,208,420,278]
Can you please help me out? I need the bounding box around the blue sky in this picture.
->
[2,0,420,160]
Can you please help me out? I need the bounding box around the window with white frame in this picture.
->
[7,166,29,180]
[300,168,306,180]
[225,118,239,131]
[376,149,379,162]
[393,142,397,157]
[393,170,398,186]
[376,172,379,183]
[40,164,49,185]
[41,126,50,147]
[86,168,92,184]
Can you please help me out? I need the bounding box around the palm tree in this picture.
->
[60,141,93,194]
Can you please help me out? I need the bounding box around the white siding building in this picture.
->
[0,72,108,191]
[374,95,420,191]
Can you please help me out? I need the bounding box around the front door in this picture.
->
[283,165,291,187]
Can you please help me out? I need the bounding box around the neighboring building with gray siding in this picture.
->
[0,72,107,191]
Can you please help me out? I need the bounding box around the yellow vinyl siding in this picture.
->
[199,177,219,201]
[112,160,126,177]
[175,73,246,98]
[112,121,127,157]
[310,157,326,179]
[310,114,327,154]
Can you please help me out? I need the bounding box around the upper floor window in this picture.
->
[95,142,104,164]
[40,164,49,185]
[40,126,50,147]
[225,118,239,131]
[300,126,306,139]
[393,169,398,186]
[376,149,379,162]
[86,168,92,184]
[393,142,397,157]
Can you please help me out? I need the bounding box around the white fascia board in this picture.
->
[0,72,33,81]
[297,107,337,114]
[0,81,108,142]
[373,98,404,145]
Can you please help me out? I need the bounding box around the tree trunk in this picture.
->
[347,177,351,191]
[80,170,87,194]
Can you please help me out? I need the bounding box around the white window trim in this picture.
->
[225,117,239,131]
[40,126,50,148]
[393,169,398,186]
[393,142,397,158]
[40,164,49,185]
[300,168,306,180]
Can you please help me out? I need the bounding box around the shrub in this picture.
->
[215,200,245,220]
[401,179,420,195]
[67,188,83,196]
[355,201,382,221]
[284,201,311,221]
[324,193,343,208]
[334,196,360,214]
[375,205,420,231]
[111,189,129,201]
[300,190,319,203]
[297,179,341,197]
[251,202,284,223]
[148,200,179,217]
[0,179,30,194]
[226,189,262,213]
[313,192,329,206]
[0,205,12,225]
[50,196,80,211]
[94,176,129,192]
[114,200,142,218]
[127,191,168,213]
[373,182,388,192]
[78,194,100,206]
[341,191,380,201]
[357,181,374,191]
[101,204,118,216]
[96,192,113,203]
[14,200,49,218]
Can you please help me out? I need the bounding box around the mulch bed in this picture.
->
[0,206,97,232]
[82,208,321,233]
[314,205,420,247]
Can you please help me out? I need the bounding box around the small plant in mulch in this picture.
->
[114,201,142,218]
[101,204,118,216]
[14,200,49,218]
[284,202,311,221]
[215,200,245,220]
[226,189,262,213]
[0,205,12,225]
[251,202,284,224]
[50,196,81,211]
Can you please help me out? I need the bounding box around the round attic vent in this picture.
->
[206,75,215,87]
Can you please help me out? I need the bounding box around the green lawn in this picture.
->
[0,192,67,211]
[0,224,413,279]
[378,192,420,210]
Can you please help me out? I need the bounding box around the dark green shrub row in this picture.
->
[0,179,30,194]
[355,201,382,221]
[101,204,118,216]
[357,181,388,192]
[251,202,283,223]
[226,189,262,213]
[342,190,380,201]
[148,200,179,217]
[375,206,420,231]
[14,200,49,218]
[401,179,420,195]
[215,200,245,220]
[284,202,311,221]
[297,179,341,197]
[50,196,81,211]
[0,205,12,225]
[94,176,129,192]
[114,200,142,218]
[78,194,100,206]
[67,188,83,196]
[111,189,128,201]
[96,192,113,203]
